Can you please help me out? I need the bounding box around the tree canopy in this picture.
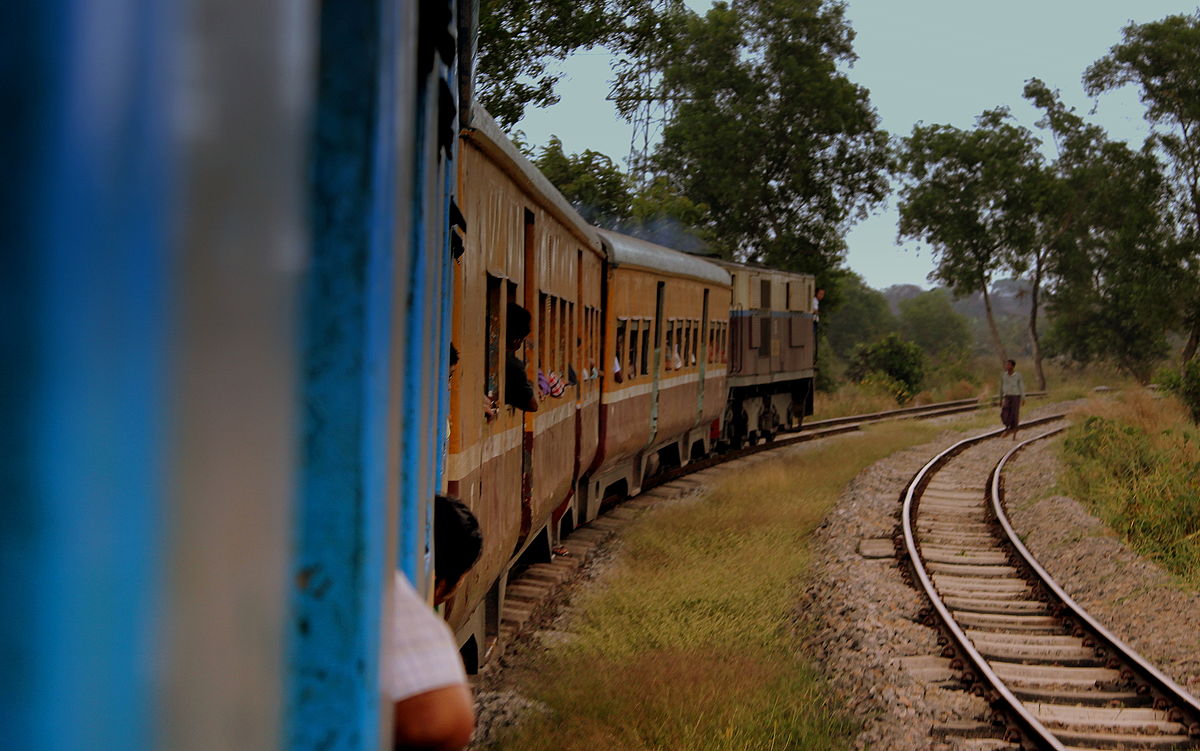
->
[646,0,890,279]
[533,137,710,249]
[1085,10,1200,362]
[823,271,895,361]
[896,108,1044,365]
[898,289,971,357]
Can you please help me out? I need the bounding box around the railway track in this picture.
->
[647,393,1048,492]
[900,417,1200,750]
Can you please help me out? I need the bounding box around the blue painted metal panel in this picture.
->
[2,2,174,750]
[397,2,457,589]
[287,2,392,749]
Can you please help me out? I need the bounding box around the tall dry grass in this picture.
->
[490,422,942,751]
[1061,390,1200,587]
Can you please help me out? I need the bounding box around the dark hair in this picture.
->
[507,303,532,342]
[449,344,459,368]
[1006,359,1016,367]
[435,494,482,587]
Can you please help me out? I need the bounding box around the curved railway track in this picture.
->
[900,417,1200,750]
[645,393,1047,493]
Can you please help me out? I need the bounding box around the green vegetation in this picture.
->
[896,107,1043,369]
[491,423,941,751]
[481,5,1200,388]
[646,0,890,278]
[845,333,925,404]
[1061,392,1200,586]
[1155,360,1200,424]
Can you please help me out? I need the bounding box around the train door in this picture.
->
[519,208,537,541]
[697,289,710,423]
[647,281,666,445]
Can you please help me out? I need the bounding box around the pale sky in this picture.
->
[514,1,1194,289]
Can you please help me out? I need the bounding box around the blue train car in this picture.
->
[4,1,465,749]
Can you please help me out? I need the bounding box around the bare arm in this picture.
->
[392,683,475,751]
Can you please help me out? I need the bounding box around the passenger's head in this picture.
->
[433,494,483,604]
[507,303,532,350]
[1005,359,1016,372]
[815,288,825,300]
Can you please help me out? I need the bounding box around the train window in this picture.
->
[683,320,691,367]
[664,321,674,371]
[759,317,771,358]
[537,293,548,372]
[615,319,627,382]
[760,279,771,309]
[675,321,684,368]
[566,301,574,380]
[628,319,639,379]
[485,275,502,401]
[786,282,792,311]
[640,322,650,376]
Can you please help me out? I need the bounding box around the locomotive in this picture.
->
[444,105,818,666]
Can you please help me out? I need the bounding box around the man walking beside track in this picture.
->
[999,359,1025,440]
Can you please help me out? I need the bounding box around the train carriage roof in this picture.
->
[462,104,603,256]
[596,228,730,286]
[708,257,814,281]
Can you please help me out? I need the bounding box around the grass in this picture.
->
[1060,390,1200,588]
[812,358,1141,421]
[490,421,943,751]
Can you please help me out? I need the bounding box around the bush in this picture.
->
[1060,395,1200,586]
[1155,360,1200,423]
[1182,360,1200,424]
[846,334,925,404]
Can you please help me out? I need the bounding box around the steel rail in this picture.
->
[991,430,1200,735]
[797,391,1048,432]
[900,415,1069,751]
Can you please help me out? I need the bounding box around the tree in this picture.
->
[533,136,634,226]
[1024,80,1182,382]
[823,272,896,361]
[476,0,687,128]
[534,138,712,251]
[898,289,971,357]
[846,333,925,403]
[1085,11,1200,363]
[896,108,1043,366]
[646,0,890,280]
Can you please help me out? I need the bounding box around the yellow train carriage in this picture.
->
[580,229,731,522]
[448,105,605,668]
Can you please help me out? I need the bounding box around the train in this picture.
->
[7,2,816,749]
[443,104,818,667]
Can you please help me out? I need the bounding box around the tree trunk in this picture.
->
[981,283,1007,366]
[1028,254,1046,390]
[1183,317,1199,364]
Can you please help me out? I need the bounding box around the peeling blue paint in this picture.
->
[287,2,390,749]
